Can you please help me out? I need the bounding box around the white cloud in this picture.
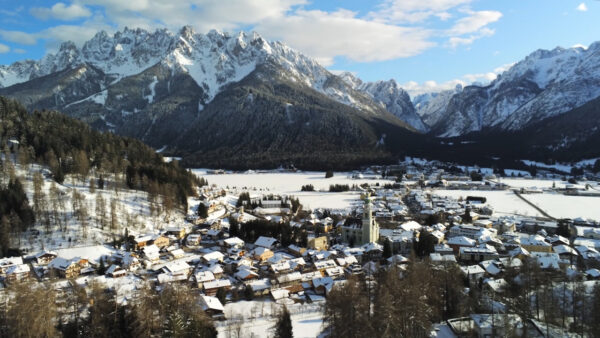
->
[42,24,112,50]
[7,0,501,67]
[81,0,307,32]
[256,9,434,65]
[0,43,10,53]
[369,0,472,23]
[31,2,91,21]
[448,27,495,48]
[447,10,502,35]
[576,3,588,11]
[0,30,38,45]
[13,48,26,54]
[402,63,514,96]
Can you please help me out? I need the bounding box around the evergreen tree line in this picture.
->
[324,261,468,338]
[324,258,600,338]
[0,178,34,256]
[0,96,201,212]
[0,281,217,338]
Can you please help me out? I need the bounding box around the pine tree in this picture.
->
[274,306,293,338]
[197,203,208,218]
[382,239,392,259]
[96,194,106,229]
[110,198,118,231]
[89,178,96,193]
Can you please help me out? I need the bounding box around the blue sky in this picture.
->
[0,0,597,94]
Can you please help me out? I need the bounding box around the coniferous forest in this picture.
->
[0,96,200,212]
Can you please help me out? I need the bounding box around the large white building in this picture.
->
[342,194,380,246]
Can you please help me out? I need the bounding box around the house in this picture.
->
[202,251,225,264]
[460,265,485,285]
[133,235,153,250]
[162,261,191,278]
[270,288,290,301]
[152,235,170,248]
[122,252,141,271]
[308,236,328,251]
[520,235,552,253]
[254,236,277,249]
[344,263,364,277]
[530,252,561,270]
[143,245,160,261]
[164,227,186,240]
[270,261,292,275]
[194,270,216,288]
[484,278,508,294]
[170,249,185,259]
[314,260,337,274]
[447,236,476,253]
[276,271,302,287]
[252,247,274,262]
[0,256,24,274]
[106,264,127,278]
[430,253,457,264]
[235,267,259,281]
[203,279,232,296]
[312,276,334,295]
[186,234,202,246]
[199,295,225,318]
[288,244,306,257]
[470,314,523,337]
[4,264,31,283]
[246,278,272,297]
[49,257,83,279]
[35,251,58,265]
[325,266,345,279]
[207,264,225,279]
[223,237,245,249]
[459,245,499,263]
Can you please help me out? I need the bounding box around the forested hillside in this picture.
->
[0,96,199,209]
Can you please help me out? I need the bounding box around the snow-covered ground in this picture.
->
[217,299,324,338]
[192,170,394,210]
[431,190,543,217]
[13,163,188,253]
[525,193,600,221]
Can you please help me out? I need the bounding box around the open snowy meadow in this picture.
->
[192,170,395,210]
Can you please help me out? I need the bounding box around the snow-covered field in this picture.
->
[217,299,324,338]
[432,190,543,217]
[193,170,394,210]
[525,193,600,221]
[499,178,588,190]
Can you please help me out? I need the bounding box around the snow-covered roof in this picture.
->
[203,279,231,289]
[447,236,476,247]
[200,295,224,312]
[163,260,190,274]
[224,237,245,247]
[195,270,216,282]
[254,236,277,248]
[6,264,30,275]
[460,265,485,276]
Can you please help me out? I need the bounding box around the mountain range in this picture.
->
[0,26,599,168]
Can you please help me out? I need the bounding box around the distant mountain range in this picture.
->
[1,26,599,167]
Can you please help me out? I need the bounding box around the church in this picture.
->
[341,193,380,246]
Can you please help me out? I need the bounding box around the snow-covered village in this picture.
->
[2,1,600,337]
[2,148,600,337]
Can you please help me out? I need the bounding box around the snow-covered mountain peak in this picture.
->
[0,26,430,131]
